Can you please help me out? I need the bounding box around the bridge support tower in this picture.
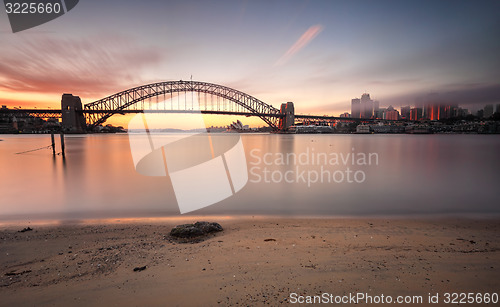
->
[279,102,295,131]
[61,94,86,133]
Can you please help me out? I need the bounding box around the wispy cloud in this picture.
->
[275,25,323,66]
[0,34,163,99]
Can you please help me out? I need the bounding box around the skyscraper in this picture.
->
[373,100,380,118]
[351,98,361,118]
[410,107,423,121]
[423,102,460,120]
[425,104,440,120]
[360,93,373,118]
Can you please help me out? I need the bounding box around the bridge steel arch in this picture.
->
[84,81,281,129]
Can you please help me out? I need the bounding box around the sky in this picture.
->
[1,0,499,127]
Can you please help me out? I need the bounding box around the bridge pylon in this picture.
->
[279,102,295,131]
[61,94,86,133]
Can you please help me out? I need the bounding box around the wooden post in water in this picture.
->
[60,132,65,157]
[51,132,56,156]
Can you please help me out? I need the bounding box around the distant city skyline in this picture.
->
[348,91,498,121]
[1,0,499,127]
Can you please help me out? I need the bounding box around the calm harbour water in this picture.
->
[1,133,499,220]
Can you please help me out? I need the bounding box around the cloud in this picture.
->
[0,34,163,99]
[381,83,500,108]
[275,25,323,66]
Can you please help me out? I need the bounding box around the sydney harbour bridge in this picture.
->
[1,80,370,132]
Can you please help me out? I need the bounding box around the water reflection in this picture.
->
[1,134,499,220]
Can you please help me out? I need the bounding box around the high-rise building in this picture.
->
[423,102,461,120]
[425,103,445,120]
[360,93,373,118]
[452,104,459,117]
[351,98,361,118]
[410,107,423,121]
[373,100,380,117]
[441,104,459,119]
[375,108,386,119]
[400,106,411,119]
[340,112,350,118]
[484,104,494,118]
[425,104,436,120]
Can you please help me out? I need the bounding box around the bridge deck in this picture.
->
[1,109,387,122]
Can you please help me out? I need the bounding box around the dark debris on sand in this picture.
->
[133,266,147,272]
[168,222,223,243]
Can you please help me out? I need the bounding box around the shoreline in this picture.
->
[2,213,500,228]
[1,217,498,306]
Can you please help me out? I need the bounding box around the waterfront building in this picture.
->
[385,106,399,120]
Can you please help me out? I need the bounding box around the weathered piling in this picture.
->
[51,133,55,155]
[60,132,65,157]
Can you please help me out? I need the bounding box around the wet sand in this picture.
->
[1,217,499,306]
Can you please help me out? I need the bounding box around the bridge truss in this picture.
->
[84,81,282,129]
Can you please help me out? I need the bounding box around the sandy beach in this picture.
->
[1,217,499,306]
